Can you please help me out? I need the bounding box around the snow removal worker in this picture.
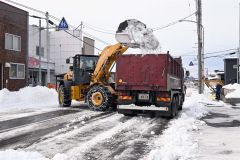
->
[215,83,222,101]
[64,66,73,80]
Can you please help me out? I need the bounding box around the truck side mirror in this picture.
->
[66,58,70,64]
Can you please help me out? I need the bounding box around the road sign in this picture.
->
[189,61,194,66]
[58,17,68,30]
[233,64,238,69]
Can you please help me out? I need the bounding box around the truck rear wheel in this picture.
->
[169,96,178,118]
[86,85,113,111]
[58,85,71,107]
[178,94,184,110]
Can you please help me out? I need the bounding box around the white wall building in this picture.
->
[28,25,55,86]
[50,30,95,75]
[28,25,95,86]
[50,30,82,75]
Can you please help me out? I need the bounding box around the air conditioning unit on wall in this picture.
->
[5,63,11,68]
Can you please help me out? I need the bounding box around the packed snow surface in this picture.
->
[0,88,215,160]
[145,88,209,160]
[0,149,48,160]
[0,86,58,112]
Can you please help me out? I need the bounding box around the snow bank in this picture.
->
[222,83,240,98]
[0,149,48,160]
[222,83,240,90]
[146,89,209,160]
[0,86,58,112]
[225,89,240,98]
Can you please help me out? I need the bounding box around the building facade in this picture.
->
[0,1,28,91]
[28,25,55,86]
[224,58,237,85]
[50,30,95,74]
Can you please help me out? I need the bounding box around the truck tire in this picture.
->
[169,96,178,118]
[178,94,184,111]
[58,85,71,107]
[86,85,113,111]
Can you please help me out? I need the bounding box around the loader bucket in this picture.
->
[115,33,140,48]
[115,19,159,50]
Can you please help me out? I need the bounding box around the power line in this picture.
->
[73,22,112,45]
[204,48,237,55]
[82,31,110,45]
[204,52,236,59]
[4,0,45,14]
[64,30,102,52]
[83,22,115,32]
[4,0,111,47]
[180,48,238,57]
[0,6,111,48]
[152,12,196,31]
[83,24,115,35]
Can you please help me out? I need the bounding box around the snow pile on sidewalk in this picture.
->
[0,149,48,160]
[0,86,58,112]
[223,83,240,98]
[146,89,209,160]
[222,83,240,90]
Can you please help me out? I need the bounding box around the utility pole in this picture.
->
[238,3,240,83]
[38,19,42,86]
[46,12,51,85]
[80,21,83,55]
[196,0,203,94]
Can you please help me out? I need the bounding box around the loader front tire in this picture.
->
[58,85,71,107]
[87,85,113,111]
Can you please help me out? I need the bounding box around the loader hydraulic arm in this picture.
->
[92,43,128,84]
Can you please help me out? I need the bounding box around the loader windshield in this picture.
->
[74,55,98,71]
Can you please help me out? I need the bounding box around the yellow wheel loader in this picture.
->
[57,19,159,111]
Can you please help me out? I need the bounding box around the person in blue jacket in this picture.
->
[215,84,222,101]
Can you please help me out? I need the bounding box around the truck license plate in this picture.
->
[138,93,149,100]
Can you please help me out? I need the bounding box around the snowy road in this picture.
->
[0,87,213,160]
[0,104,169,159]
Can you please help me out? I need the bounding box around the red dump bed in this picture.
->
[116,54,183,91]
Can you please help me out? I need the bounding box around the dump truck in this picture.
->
[116,53,185,117]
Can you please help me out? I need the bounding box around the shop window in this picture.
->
[10,63,25,79]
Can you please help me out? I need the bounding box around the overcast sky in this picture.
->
[3,0,240,77]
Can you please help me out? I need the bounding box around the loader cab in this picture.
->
[67,55,98,85]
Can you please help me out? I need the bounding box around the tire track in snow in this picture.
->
[26,113,125,158]
[0,109,80,133]
[0,110,109,149]
[59,116,144,160]
[82,117,169,160]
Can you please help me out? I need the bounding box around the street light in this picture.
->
[179,19,204,94]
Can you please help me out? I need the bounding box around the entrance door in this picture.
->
[0,64,3,90]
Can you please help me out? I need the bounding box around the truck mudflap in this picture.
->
[117,105,168,111]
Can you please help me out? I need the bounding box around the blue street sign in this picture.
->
[189,61,194,66]
[58,17,68,30]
